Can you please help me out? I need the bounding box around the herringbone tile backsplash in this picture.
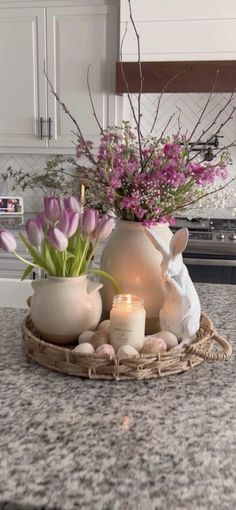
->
[0,93,235,216]
[0,154,74,213]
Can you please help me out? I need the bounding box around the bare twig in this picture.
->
[196,139,236,164]
[188,90,236,159]
[150,70,186,134]
[188,104,236,162]
[44,70,98,167]
[120,22,139,128]
[176,108,182,137]
[157,112,176,144]
[188,70,219,143]
[127,0,144,168]
[87,65,104,133]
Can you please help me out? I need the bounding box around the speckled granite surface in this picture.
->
[0,283,235,510]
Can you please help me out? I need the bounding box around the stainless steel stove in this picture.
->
[172,217,236,284]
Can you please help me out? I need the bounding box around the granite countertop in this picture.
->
[0,283,235,510]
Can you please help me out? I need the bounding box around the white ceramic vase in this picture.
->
[100,220,173,334]
[30,275,103,344]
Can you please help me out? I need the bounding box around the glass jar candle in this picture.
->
[109,294,146,352]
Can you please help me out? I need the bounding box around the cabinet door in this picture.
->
[46,5,110,149]
[0,7,47,148]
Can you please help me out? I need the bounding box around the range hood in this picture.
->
[116,60,236,93]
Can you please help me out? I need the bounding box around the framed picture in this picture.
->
[0,196,24,215]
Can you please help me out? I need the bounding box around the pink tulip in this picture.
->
[44,196,61,223]
[64,196,80,214]
[58,209,79,238]
[36,211,49,232]
[0,229,17,252]
[82,208,98,235]
[25,219,44,247]
[95,215,115,241]
[48,227,68,252]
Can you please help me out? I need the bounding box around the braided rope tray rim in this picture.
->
[21,312,232,380]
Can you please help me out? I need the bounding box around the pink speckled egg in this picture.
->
[142,337,167,355]
[96,344,115,359]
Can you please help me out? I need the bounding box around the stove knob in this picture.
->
[216,231,225,240]
[229,232,236,240]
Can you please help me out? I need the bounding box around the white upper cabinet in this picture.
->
[120,0,236,61]
[47,5,108,148]
[0,1,119,153]
[0,7,47,149]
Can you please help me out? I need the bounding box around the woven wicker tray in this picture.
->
[21,312,232,380]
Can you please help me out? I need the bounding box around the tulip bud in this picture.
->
[58,210,79,238]
[36,211,49,232]
[95,215,115,241]
[64,196,80,214]
[82,208,98,236]
[44,196,61,223]
[25,219,44,247]
[0,229,17,253]
[48,227,68,252]
[58,209,69,236]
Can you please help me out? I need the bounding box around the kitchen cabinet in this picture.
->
[0,1,119,153]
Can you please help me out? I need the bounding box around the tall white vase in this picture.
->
[100,220,173,334]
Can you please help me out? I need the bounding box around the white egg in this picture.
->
[78,330,95,344]
[73,343,95,354]
[156,331,178,350]
[117,345,140,358]
[98,320,110,334]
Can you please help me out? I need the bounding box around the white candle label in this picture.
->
[110,308,146,352]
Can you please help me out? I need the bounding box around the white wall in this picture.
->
[120,0,236,61]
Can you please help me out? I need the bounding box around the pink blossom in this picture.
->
[164,144,181,158]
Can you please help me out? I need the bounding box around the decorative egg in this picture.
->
[73,343,95,354]
[98,320,110,335]
[78,330,95,344]
[156,331,178,350]
[142,337,167,355]
[96,344,115,359]
[90,331,108,349]
[117,345,140,358]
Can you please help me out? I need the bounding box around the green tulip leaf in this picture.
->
[21,264,34,281]
[89,268,120,295]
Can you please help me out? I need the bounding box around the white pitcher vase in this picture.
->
[100,220,173,334]
[30,275,103,344]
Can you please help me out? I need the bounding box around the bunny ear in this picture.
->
[144,227,170,257]
[170,228,189,258]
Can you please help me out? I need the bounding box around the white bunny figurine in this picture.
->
[145,227,201,345]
